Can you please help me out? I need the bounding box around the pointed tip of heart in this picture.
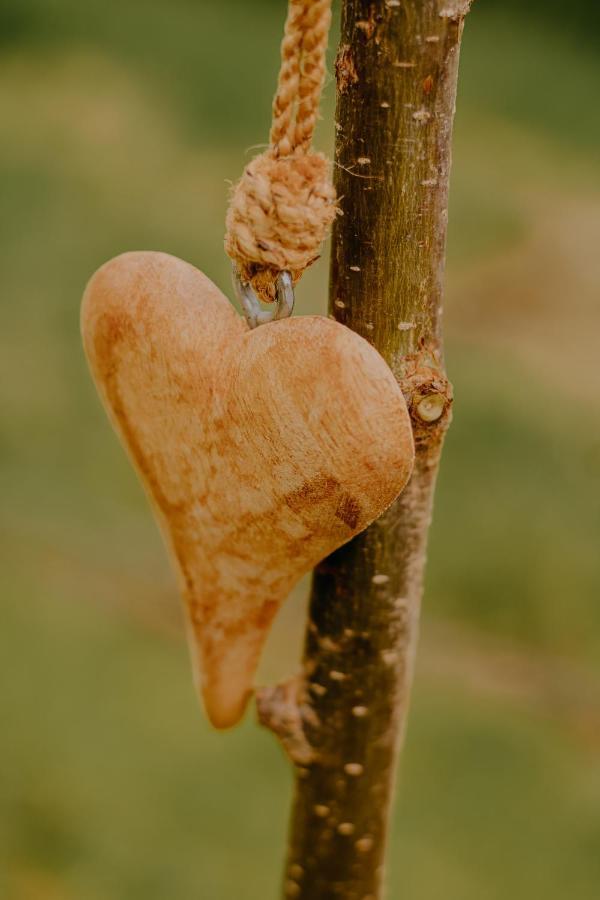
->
[187,623,268,730]
[201,683,254,730]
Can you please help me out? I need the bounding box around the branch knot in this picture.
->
[400,347,453,454]
[256,676,318,767]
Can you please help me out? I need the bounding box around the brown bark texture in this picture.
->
[258,2,472,898]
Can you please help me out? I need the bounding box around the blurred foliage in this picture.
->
[487,0,600,42]
[0,1,599,898]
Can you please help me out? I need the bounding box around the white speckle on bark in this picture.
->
[412,108,431,124]
[381,649,399,667]
[310,682,327,696]
[329,670,347,682]
[440,2,472,19]
[338,822,355,836]
[319,635,341,652]
[344,763,364,776]
[355,835,375,853]
[352,705,369,717]
[314,804,330,818]
[372,573,389,585]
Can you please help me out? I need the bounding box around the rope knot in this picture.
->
[225,150,337,302]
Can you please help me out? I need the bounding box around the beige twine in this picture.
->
[225,0,337,302]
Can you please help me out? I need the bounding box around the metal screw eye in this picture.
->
[232,267,295,329]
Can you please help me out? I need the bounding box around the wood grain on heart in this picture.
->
[81,252,414,728]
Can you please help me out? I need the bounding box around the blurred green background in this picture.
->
[1,1,599,898]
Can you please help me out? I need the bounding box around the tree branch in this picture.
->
[259,2,471,897]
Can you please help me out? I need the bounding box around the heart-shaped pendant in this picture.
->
[81,252,414,728]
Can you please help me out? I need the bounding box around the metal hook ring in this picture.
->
[232,267,295,330]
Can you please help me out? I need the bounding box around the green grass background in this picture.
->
[1,1,599,898]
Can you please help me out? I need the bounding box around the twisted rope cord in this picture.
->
[271,0,333,157]
[225,0,337,302]
[269,0,308,158]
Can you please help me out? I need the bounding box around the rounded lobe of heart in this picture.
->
[81,251,414,729]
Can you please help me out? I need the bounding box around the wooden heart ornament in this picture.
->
[81,252,414,728]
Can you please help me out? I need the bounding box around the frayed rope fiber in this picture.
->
[224,0,337,303]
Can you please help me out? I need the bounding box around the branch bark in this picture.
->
[259,2,471,897]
